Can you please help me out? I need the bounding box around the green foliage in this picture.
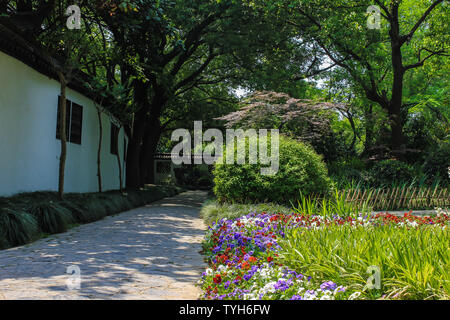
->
[58,200,92,224]
[200,200,291,225]
[213,136,331,204]
[368,160,416,187]
[29,202,75,234]
[328,158,370,188]
[278,224,450,300]
[292,190,372,218]
[0,208,39,247]
[174,165,214,188]
[423,141,450,184]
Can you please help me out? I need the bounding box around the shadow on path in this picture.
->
[0,190,208,300]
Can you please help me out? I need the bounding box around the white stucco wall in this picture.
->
[0,51,127,196]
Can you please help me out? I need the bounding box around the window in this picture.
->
[56,96,83,145]
[70,102,83,145]
[110,123,119,155]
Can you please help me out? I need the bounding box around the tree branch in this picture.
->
[400,0,444,44]
[404,48,447,70]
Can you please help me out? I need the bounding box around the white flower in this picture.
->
[205,268,213,276]
[348,292,362,300]
[217,265,228,273]
[408,221,418,228]
[333,286,345,296]
[303,292,318,300]
[243,293,258,300]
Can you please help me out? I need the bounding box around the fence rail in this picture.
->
[337,187,449,211]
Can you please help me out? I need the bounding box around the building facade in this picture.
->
[0,47,127,196]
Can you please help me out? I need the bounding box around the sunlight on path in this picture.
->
[0,191,208,300]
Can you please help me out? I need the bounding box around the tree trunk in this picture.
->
[96,107,103,192]
[388,5,406,156]
[116,126,124,193]
[347,113,358,152]
[141,120,162,185]
[126,110,146,189]
[140,90,166,185]
[125,80,150,189]
[362,105,375,156]
[57,72,67,200]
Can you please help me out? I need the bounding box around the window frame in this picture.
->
[56,96,83,145]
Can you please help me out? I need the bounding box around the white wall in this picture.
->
[0,51,127,196]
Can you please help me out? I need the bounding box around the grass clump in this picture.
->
[28,202,75,234]
[0,208,39,247]
[278,224,450,300]
[292,190,373,218]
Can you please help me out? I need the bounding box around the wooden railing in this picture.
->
[339,187,449,211]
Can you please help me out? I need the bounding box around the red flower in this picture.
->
[217,254,229,263]
[267,256,274,262]
[213,274,222,284]
[248,256,257,263]
[241,262,250,270]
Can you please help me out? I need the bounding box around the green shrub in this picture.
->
[423,141,450,184]
[29,202,75,234]
[0,208,39,247]
[106,193,133,214]
[213,136,331,204]
[368,160,416,187]
[328,158,371,188]
[82,197,109,221]
[59,200,92,224]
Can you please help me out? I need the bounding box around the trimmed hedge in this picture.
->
[0,185,182,250]
[213,136,331,204]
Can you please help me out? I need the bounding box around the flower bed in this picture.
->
[200,210,449,300]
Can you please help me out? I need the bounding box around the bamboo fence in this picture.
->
[338,187,449,211]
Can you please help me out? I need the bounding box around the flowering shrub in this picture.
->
[200,210,449,300]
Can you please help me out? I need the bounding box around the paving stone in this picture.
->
[0,191,207,300]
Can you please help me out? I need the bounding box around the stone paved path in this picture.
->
[0,190,208,300]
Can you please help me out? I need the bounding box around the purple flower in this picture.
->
[243,274,253,281]
[320,281,337,292]
[291,295,303,300]
[274,279,293,292]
